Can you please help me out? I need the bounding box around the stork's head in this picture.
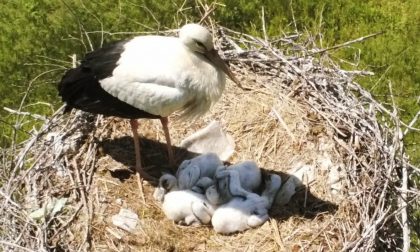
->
[179,23,243,89]
[180,23,214,53]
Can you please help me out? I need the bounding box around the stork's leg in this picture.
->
[129,119,155,181]
[160,117,175,167]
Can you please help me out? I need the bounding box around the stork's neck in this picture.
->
[179,54,226,119]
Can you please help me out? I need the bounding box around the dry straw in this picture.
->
[1,21,418,251]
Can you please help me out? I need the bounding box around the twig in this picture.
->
[0,190,21,209]
[0,240,37,252]
[406,161,420,173]
[348,82,420,132]
[261,7,268,44]
[198,2,217,24]
[309,32,384,55]
[403,110,420,136]
[271,108,296,142]
[137,174,146,205]
[4,107,47,121]
[270,219,284,250]
[289,0,298,34]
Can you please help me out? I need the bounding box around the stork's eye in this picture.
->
[162,180,169,189]
[195,41,206,49]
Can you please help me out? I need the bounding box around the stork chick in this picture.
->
[211,174,281,234]
[162,190,215,226]
[206,161,262,205]
[176,153,222,190]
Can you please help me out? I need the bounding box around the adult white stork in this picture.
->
[58,23,241,181]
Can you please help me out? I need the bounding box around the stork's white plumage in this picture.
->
[59,24,241,182]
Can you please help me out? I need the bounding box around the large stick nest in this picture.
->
[1,24,418,251]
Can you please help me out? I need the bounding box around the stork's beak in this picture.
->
[205,49,244,89]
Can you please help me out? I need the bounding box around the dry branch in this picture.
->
[309,31,384,55]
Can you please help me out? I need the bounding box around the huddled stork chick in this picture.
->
[191,176,215,194]
[206,161,262,205]
[211,174,281,234]
[162,190,215,226]
[176,153,222,190]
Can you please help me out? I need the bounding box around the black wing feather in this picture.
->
[58,40,160,119]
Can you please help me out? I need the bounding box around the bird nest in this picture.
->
[1,25,417,252]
